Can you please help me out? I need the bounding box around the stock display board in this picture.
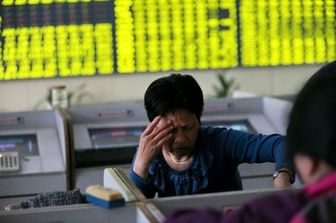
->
[0,0,335,80]
[240,1,336,66]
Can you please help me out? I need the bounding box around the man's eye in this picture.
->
[170,128,177,134]
[184,126,192,130]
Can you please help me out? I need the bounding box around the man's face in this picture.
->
[159,109,200,157]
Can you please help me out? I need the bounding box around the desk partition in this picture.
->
[0,167,299,223]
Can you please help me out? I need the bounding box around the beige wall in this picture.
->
[0,64,322,112]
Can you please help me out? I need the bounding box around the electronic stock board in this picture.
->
[0,0,335,80]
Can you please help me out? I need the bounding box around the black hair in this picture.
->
[287,61,336,167]
[144,73,204,122]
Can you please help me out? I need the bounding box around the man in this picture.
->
[165,61,336,222]
[130,74,294,198]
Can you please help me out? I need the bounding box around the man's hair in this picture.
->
[287,61,336,167]
[144,73,204,122]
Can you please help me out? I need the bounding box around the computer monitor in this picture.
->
[0,134,39,156]
[203,119,256,133]
[88,127,145,150]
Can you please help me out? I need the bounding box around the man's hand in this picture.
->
[133,116,174,180]
[273,171,292,188]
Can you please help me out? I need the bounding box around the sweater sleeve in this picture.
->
[272,137,295,171]
[217,128,294,171]
[129,169,156,198]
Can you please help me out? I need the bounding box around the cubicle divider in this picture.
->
[0,203,157,223]
[149,187,293,215]
[0,167,161,223]
[104,167,300,222]
[56,108,76,190]
[0,167,299,223]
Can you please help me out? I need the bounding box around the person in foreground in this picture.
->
[130,73,294,198]
[165,61,336,223]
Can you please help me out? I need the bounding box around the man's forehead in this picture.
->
[163,111,196,124]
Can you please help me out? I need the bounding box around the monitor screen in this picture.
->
[88,127,145,149]
[203,119,256,133]
[0,134,39,156]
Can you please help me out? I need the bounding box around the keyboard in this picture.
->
[0,151,20,173]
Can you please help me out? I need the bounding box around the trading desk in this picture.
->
[0,109,71,208]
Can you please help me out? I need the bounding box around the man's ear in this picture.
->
[294,154,317,185]
[310,158,320,174]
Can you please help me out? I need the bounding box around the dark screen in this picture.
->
[203,119,256,133]
[0,134,39,156]
[88,127,145,149]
